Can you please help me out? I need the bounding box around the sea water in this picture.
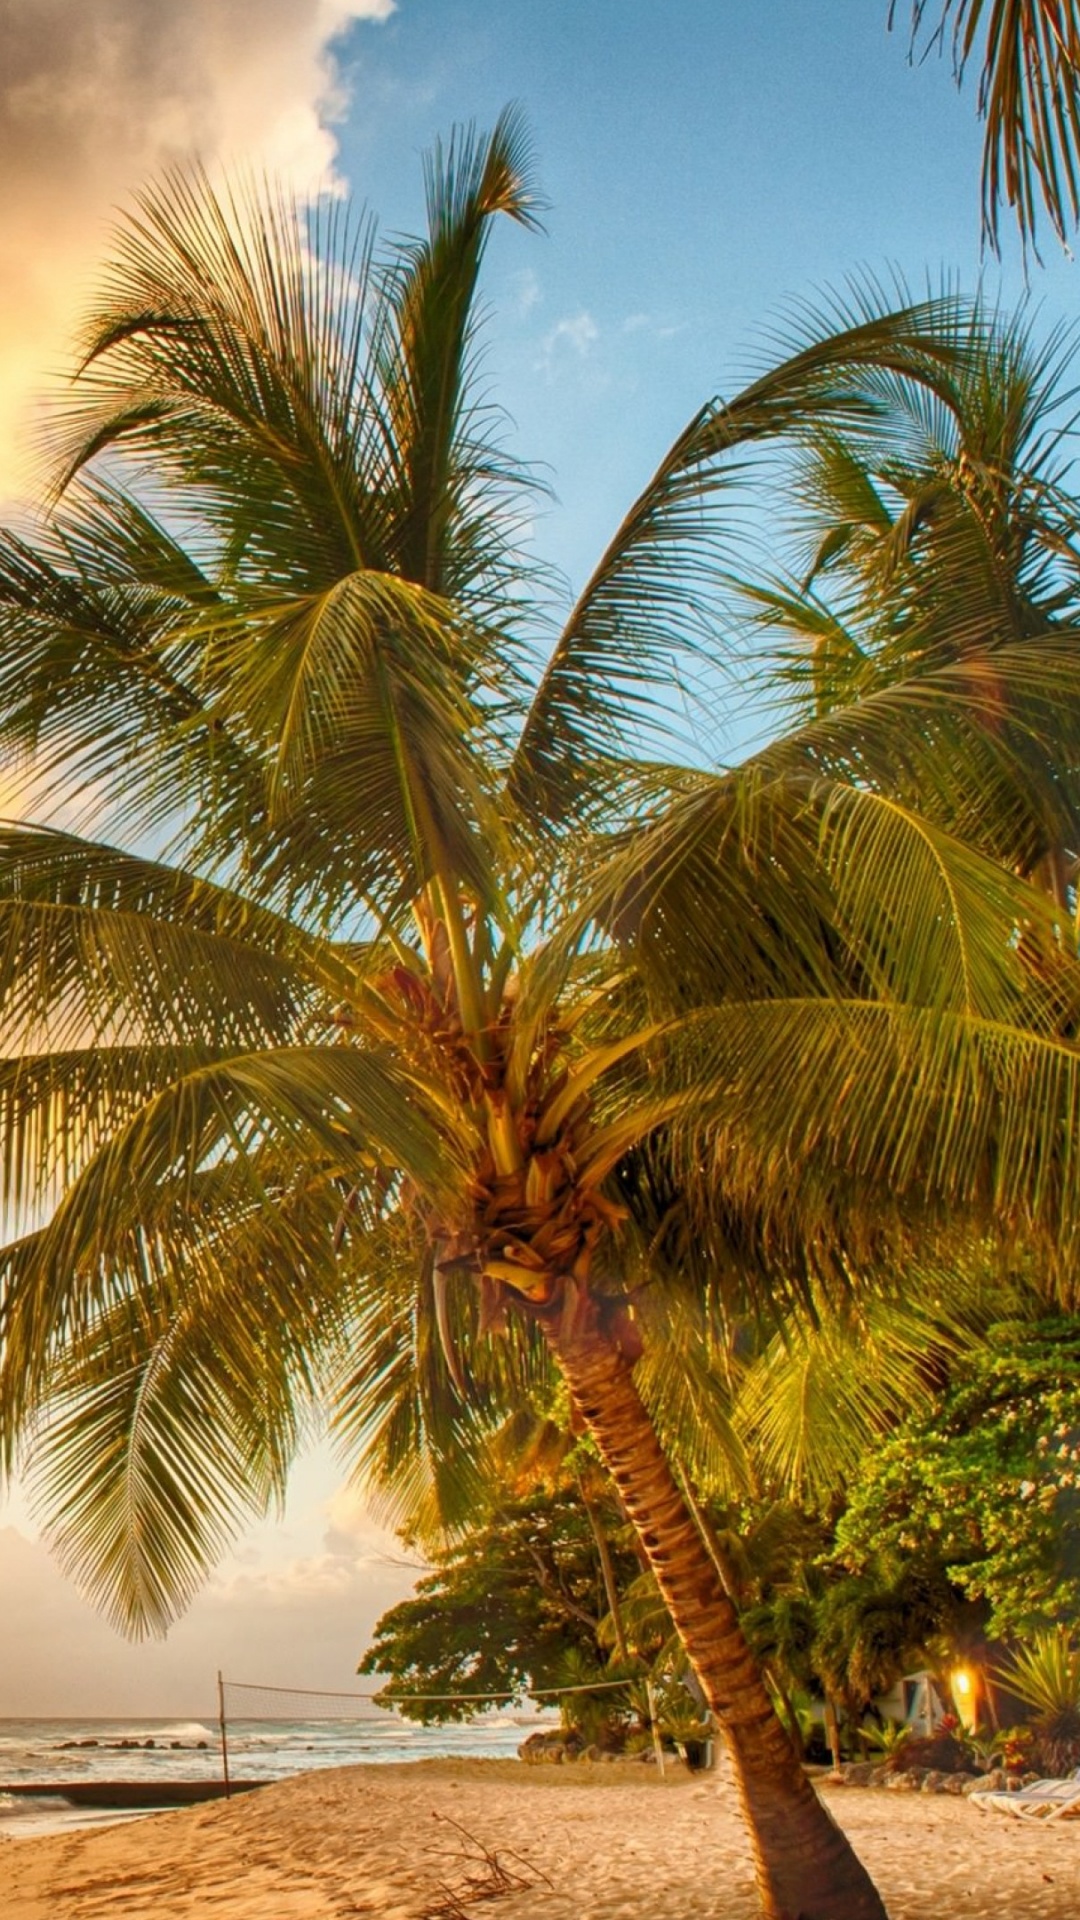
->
[0,1711,545,1837]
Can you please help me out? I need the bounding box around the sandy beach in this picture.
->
[1,1757,1076,1919]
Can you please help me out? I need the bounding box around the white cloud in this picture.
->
[208,1481,417,1607]
[0,0,395,500]
[621,311,690,341]
[542,311,599,361]
[534,310,602,384]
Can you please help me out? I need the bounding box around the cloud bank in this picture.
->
[0,0,394,497]
[0,1483,414,1715]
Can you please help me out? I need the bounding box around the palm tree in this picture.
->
[895,1,1080,252]
[5,118,1080,1917]
[717,291,1080,883]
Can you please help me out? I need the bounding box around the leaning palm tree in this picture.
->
[6,119,1080,1918]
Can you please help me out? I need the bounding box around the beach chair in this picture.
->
[969,1769,1080,1821]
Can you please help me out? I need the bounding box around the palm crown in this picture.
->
[4,111,1080,1920]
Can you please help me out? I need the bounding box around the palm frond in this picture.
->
[735,1280,989,1503]
[749,637,1080,872]
[0,823,340,1052]
[0,490,256,839]
[20,1163,352,1633]
[0,1042,459,1434]
[327,1220,552,1542]
[50,170,391,580]
[509,289,990,830]
[196,568,506,915]
[633,1295,753,1500]
[583,743,1079,1033]
[27,1299,297,1636]
[374,104,544,600]
[901,1,1080,252]
[668,998,1080,1279]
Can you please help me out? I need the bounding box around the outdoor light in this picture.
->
[952,1667,978,1731]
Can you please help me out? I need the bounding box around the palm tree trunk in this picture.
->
[541,1298,887,1920]
[765,1664,806,1761]
[576,1472,632,1664]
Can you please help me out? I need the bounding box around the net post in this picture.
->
[645,1678,666,1779]
[218,1669,232,1800]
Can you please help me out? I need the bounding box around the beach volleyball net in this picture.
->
[216,1672,639,1792]
[220,1678,390,1721]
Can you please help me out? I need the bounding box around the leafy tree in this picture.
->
[835,1319,1080,1635]
[359,1484,643,1729]
[731,1274,995,1508]
[5,121,1080,1920]
[810,1565,957,1717]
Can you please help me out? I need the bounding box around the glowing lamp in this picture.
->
[952,1666,977,1730]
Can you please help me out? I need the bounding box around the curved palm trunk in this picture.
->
[542,1299,887,1920]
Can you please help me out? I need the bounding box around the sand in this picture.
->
[2,1757,1077,1919]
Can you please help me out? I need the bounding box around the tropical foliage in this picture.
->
[358,1481,644,1726]
[995,1629,1080,1774]
[836,1318,1080,1635]
[5,116,1080,1919]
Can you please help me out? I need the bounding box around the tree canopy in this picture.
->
[836,1317,1080,1634]
[358,1482,642,1724]
[6,118,1080,1919]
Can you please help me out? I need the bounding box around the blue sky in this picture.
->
[1,0,1078,1714]
[326,0,1076,598]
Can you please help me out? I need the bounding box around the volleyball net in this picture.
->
[215,1672,640,1793]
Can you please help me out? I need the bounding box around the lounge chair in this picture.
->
[970,1769,1080,1821]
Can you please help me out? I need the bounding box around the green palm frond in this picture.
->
[0,1043,460,1443]
[802,779,1076,1017]
[373,104,544,600]
[509,289,989,830]
[21,1164,351,1633]
[199,570,505,914]
[327,1221,552,1542]
[754,640,1080,874]
[0,824,341,1050]
[586,745,1079,1030]
[9,143,541,919]
[29,1305,291,1637]
[0,1045,228,1211]
[735,1280,990,1502]
[668,998,1080,1274]
[0,492,252,839]
[52,1044,458,1253]
[723,298,1080,811]
[52,169,388,575]
[634,1308,753,1500]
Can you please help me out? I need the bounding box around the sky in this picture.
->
[1,0,1078,1716]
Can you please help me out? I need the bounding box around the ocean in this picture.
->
[0,1710,548,1839]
